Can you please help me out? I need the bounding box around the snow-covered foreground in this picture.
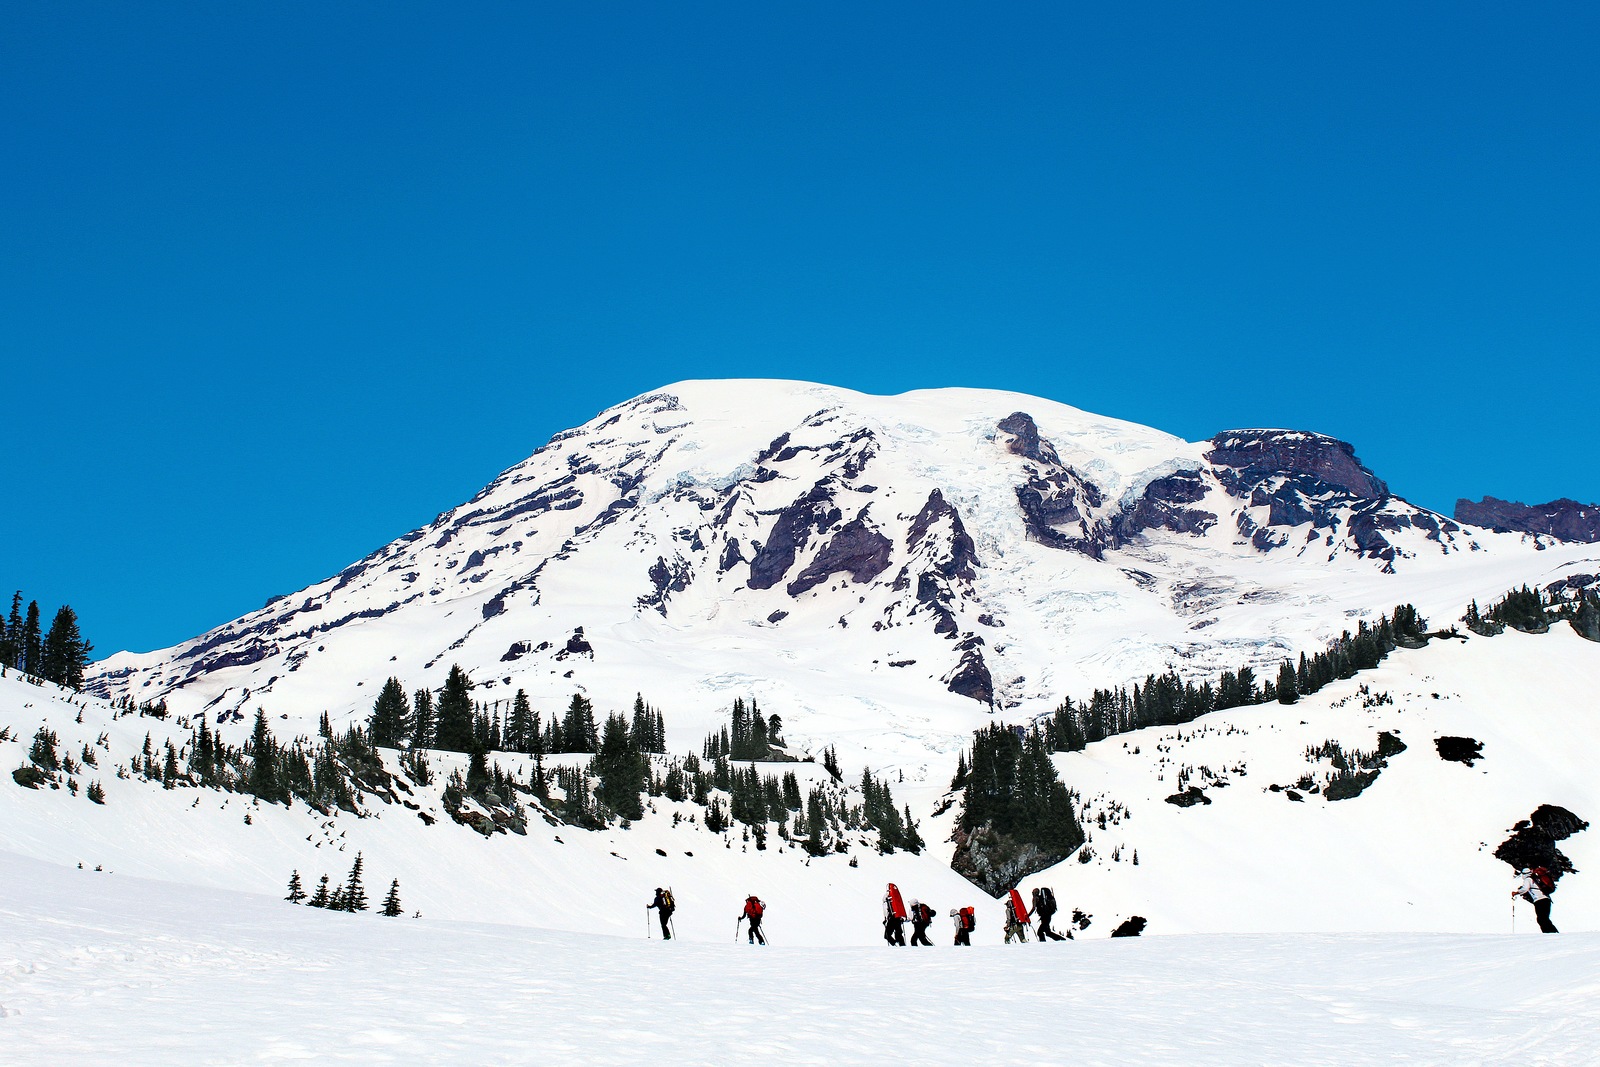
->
[3,853,1597,1066]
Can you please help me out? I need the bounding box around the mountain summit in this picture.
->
[92,380,1595,764]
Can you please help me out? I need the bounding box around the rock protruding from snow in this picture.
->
[1454,496,1600,543]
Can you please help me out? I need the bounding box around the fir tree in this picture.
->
[20,600,43,677]
[381,878,403,917]
[411,687,435,748]
[344,853,369,912]
[308,874,331,908]
[0,591,21,670]
[433,665,475,752]
[368,677,411,748]
[247,709,281,802]
[286,870,306,904]
[39,604,92,688]
[1276,661,1298,705]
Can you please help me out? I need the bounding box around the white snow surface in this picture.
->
[4,851,1598,1066]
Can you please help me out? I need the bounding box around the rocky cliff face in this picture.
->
[1454,497,1600,543]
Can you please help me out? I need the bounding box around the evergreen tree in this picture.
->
[0,590,20,669]
[308,874,331,908]
[433,665,475,752]
[411,687,435,748]
[1276,661,1298,705]
[560,693,598,753]
[20,600,42,677]
[381,878,403,917]
[286,870,306,904]
[36,604,89,687]
[507,689,533,753]
[367,677,411,748]
[344,853,369,912]
[594,712,645,820]
[248,709,281,802]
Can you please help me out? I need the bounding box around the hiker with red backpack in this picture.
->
[908,899,935,946]
[883,884,907,946]
[740,894,767,945]
[1513,866,1559,933]
[951,906,975,946]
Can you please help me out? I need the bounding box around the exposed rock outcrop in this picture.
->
[1455,497,1600,543]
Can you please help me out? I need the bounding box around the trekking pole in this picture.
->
[646,908,652,939]
[734,916,742,943]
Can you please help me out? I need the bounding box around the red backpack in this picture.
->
[1531,867,1556,894]
[960,906,976,932]
[745,896,765,919]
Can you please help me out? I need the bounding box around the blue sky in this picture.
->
[4,2,1597,656]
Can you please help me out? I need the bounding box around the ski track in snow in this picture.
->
[3,853,1598,1066]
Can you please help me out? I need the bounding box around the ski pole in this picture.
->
[647,907,652,939]
[734,916,742,943]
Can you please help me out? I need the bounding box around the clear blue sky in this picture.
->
[4,2,1597,656]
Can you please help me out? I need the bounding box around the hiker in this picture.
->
[1032,886,1068,941]
[1513,866,1559,933]
[648,887,675,940]
[883,888,907,946]
[741,894,767,945]
[908,899,934,946]
[1004,899,1029,943]
[951,906,974,946]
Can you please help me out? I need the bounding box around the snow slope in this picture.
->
[4,852,1598,1066]
[5,620,1595,945]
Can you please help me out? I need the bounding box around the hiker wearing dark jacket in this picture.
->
[742,894,767,945]
[648,887,675,940]
[1514,868,1559,933]
[883,891,907,946]
[1032,886,1068,942]
[908,900,934,946]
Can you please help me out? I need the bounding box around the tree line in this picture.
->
[1,591,93,690]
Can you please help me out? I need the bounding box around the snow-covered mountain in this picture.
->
[90,380,1600,773]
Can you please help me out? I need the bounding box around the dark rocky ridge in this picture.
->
[1206,430,1388,499]
[1454,497,1600,543]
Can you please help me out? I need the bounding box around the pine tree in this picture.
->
[368,677,411,748]
[308,874,331,908]
[1276,661,1298,705]
[20,600,43,677]
[507,689,533,753]
[381,878,403,917]
[433,665,475,752]
[0,590,21,670]
[286,870,306,904]
[344,853,369,912]
[248,709,280,801]
[411,687,435,748]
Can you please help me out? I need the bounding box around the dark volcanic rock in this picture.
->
[1115,471,1217,541]
[1164,787,1211,808]
[1015,471,1110,558]
[908,489,978,581]
[1207,430,1388,499]
[1435,736,1484,766]
[1454,496,1600,542]
[747,484,841,590]
[786,517,893,596]
[997,412,1062,465]
[944,636,994,705]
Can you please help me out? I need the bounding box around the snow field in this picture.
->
[4,852,1598,1066]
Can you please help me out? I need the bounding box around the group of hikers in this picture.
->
[647,886,768,944]
[647,867,1563,944]
[881,883,1070,947]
